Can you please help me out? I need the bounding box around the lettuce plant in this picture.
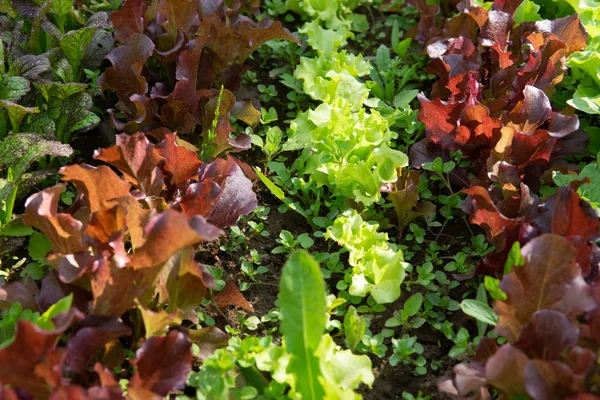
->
[188,251,374,399]
[440,235,600,399]
[565,0,600,114]
[0,4,112,229]
[99,0,298,159]
[284,23,409,206]
[326,210,407,303]
[0,131,256,397]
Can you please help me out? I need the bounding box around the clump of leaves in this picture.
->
[326,209,408,304]
[415,9,587,191]
[0,3,114,229]
[0,131,256,396]
[99,0,299,159]
[188,251,374,399]
[462,180,599,276]
[440,234,600,399]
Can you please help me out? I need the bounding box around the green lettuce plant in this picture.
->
[283,24,409,206]
[326,210,408,303]
[565,0,600,113]
[188,251,374,399]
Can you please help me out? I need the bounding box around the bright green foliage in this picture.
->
[460,300,498,326]
[567,50,600,114]
[513,0,542,24]
[0,294,73,348]
[565,0,600,113]
[293,49,371,110]
[315,334,374,399]
[280,251,373,399]
[286,99,408,205]
[554,153,600,209]
[284,22,409,206]
[284,0,371,35]
[299,20,353,54]
[191,252,373,399]
[0,134,72,224]
[344,305,366,352]
[326,210,407,303]
[280,251,326,399]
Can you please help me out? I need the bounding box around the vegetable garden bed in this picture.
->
[0,0,599,398]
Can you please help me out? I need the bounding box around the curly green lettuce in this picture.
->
[326,210,407,303]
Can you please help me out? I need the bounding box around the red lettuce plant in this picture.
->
[440,234,600,399]
[0,131,255,397]
[410,0,596,275]
[462,180,600,277]
[414,8,587,190]
[98,0,299,158]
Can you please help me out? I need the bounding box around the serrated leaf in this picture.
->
[81,29,114,70]
[61,27,96,74]
[9,52,52,80]
[0,100,39,132]
[0,76,30,102]
[0,133,72,181]
[280,251,326,400]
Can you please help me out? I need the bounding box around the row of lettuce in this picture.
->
[402,0,600,397]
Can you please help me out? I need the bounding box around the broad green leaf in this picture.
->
[51,0,73,16]
[513,0,542,24]
[280,251,326,400]
[460,299,498,326]
[9,53,52,80]
[504,241,524,274]
[554,156,600,210]
[0,133,72,182]
[0,76,30,102]
[52,92,100,141]
[61,28,96,73]
[343,305,365,352]
[54,58,75,83]
[0,100,39,132]
[403,293,423,317]
[393,89,419,108]
[26,115,57,137]
[33,81,87,102]
[476,283,489,337]
[82,30,114,70]
[36,294,73,330]
[0,218,33,237]
[28,231,52,261]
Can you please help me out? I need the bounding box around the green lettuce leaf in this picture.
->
[326,210,407,303]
